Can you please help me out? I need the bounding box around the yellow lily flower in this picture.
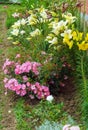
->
[77,41,88,50]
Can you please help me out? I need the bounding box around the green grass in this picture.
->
[14,99,31,130]
[14,98,85,130]
[0,4,25,28]
[5,5,25,28]
[0,38,3,43]
[14,98,66,130]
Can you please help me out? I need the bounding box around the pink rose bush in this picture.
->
[3,55,50,99]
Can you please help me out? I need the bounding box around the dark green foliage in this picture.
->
[0,0,9,2]
[75,50,88,128]
[6,16,17,29]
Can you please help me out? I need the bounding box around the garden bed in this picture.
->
[0,1,88,129]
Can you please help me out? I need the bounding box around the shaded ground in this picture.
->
[56,79,80,122]
[0,12,16,130]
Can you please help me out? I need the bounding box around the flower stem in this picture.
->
[81,53,87,97]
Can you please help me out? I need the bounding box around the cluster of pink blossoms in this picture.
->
[4,78,50,99]
[3,59,15,74]
[15,61,41,75]
[3,57,50,99]
[4,78,26,96]
[3,59,41,75]
[27,82,50,99]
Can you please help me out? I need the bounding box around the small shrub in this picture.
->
[3,56,50,99]
[36,120,63,130]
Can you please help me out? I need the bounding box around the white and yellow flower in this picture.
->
[61,29,72,39]
[20,18,27,25]
[20,30,25,35]
[52,20,67,35]
[48,20,58,28]
[12,20,21,29]
[12,41,19,45]
[30,29,41,37]
[46,33,55,41]
[7,37,13,40]
[62,13,76,24]
[11,29,19,36]
[48,37,58,46]
[40,10,47,19]
[46,33,58,47]
[27,14,38,25]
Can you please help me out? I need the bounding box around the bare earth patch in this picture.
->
[0,12,16,130]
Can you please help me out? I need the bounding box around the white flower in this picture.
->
[46,95,54,102]
[52,20,67,35]
[57,20,67,29]
[48,20,58,28]
[27,14,38,25]
[30,29,41,37]
[12,12,20,18]
[70,126,80,130]
[5,91,7,95]
[46,34,55,41]
[12,20,21,28]
[61,29,72,39]
[40,10,47,19]
[20,18,26,25]
[12,41,19,45]
[8,110,11,113]
[63,124,71,130]
[48,37,58,45]
[63,124,80,130]
[11,29,19,36]
[20,30,25,35]
[38,7,48,19]
[62,13,76,24]
[7,37,13,40]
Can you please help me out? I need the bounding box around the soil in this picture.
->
[56,79,81,122]
[0,12,16,130]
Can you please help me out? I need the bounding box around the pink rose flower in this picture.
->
[15,54,21,58]
[3,78,8,83]
[23,76,28,82]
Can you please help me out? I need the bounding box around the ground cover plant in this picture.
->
[0,0,88,129]
[14,99,83,130]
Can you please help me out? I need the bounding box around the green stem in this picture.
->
[81,54,87,96]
